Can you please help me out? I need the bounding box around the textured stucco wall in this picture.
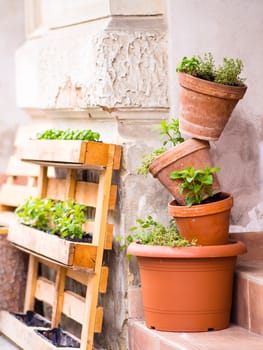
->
[167,0,263,230]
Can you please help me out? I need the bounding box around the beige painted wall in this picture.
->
[0,0,29,172]
[167,0,263,230]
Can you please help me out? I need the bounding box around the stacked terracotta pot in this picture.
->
[128,72,247,333]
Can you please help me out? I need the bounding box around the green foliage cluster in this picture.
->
[170,166,220,206]
[176,52,245,86]
[36,128,101,141]
[137,119,184,175]
[119,215,196,249]
[15,197,88,239]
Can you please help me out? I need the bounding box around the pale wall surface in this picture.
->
[167,0,263,229]
[0,0,29,172]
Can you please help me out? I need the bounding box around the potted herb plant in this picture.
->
[126,215,246,332]
[176,52,247,140]
[168,166,233,245]
[137,119,221,205]
[8,197,97,268]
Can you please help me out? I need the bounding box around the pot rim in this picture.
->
[168,192,233,217]
[149,138,209,177]
[177,72,247,100]
[127,240,246,258]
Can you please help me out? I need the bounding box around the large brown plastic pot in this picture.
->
[149,138,221,205]
[127,241,246,332]
[178,72,247,141]
[168,192,233,246]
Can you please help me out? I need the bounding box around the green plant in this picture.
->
[169,166,220,206]
[118,215,196,250]
[52,200,87,239]
[15,197,54,231]
[137,119,184,175]
[214,57,245,86]
[15,197,89,239]
[35,128,101,141]
[176,52,245,86]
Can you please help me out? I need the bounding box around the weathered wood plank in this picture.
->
[0,311,80,350]
[8,223,97,268]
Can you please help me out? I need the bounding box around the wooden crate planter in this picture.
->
[0,311,80,350]
[8,223,98,268]
[0,140,122,350]
[8,221,113,268]
[20,140,122,169]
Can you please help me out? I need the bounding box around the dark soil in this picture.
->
[201,192,228,204]
[12,310,50,327]
[37,328,80,348]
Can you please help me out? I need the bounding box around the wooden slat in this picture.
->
[81,145,115,350]
[45,179,117,209]
[51,266,67,327]
[20,140,86,163]
[0,226,8,235]
[6,155,39,177]
[99,267,109,293]
[35,277,55,304]
[24,256,39,312]
[63,290,85,324]
[0,185,38,206]
[0,311,80,350]
[94,307,103,333]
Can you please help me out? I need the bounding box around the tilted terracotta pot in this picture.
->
[149,138,221,205]
[127,241,246,332]
[178,72,247,141]
[168,192,233,246]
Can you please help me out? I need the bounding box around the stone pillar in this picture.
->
[16,1,169,348]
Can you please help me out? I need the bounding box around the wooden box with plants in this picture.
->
[0,128,122,350]
[128,53,248,333]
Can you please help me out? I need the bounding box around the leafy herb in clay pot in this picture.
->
[120,215,196,250]
[137,119,221,204]
[137,119,184,176]
[168,166,233,246]
[127,215,246,332]
[176,52,247,140]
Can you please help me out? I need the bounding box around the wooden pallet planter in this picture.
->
[0,310,80,350]
[20,140,122,169]
[8,221,113,268]
[0,140,122,350]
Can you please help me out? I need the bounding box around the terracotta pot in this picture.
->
[127,241,246,332]
[178,72,247,141]
[149,138,221,205]
[168,192,233,246]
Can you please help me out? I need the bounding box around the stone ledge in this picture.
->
[128,319,263,350]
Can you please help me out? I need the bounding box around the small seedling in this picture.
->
[170,166,220,206]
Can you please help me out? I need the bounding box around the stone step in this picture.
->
[128,319,263,350]
[230,232,263,334]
